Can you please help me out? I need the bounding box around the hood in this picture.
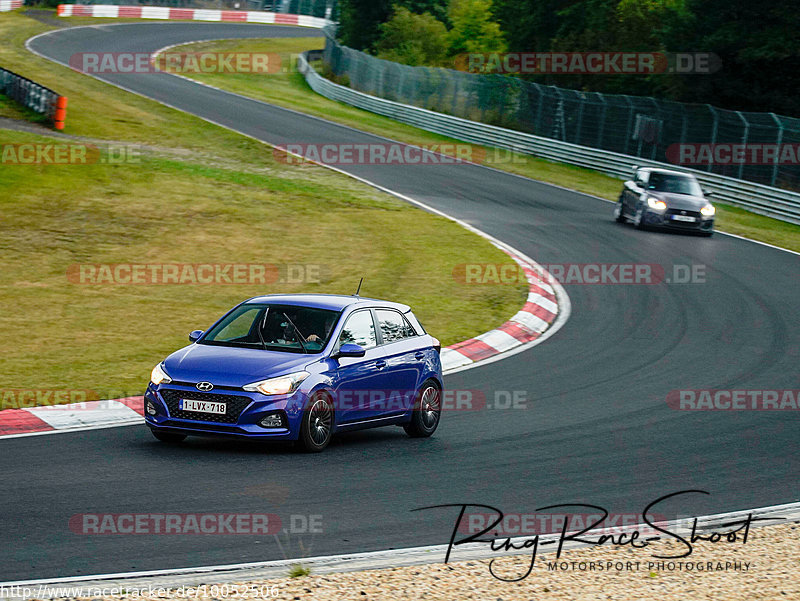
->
[163,343,316,388]
[648,192,709,211]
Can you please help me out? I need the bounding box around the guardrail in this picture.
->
[0,67,67,130]
[298,52,800,225]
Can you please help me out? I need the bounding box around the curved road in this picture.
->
[3,22,798,581]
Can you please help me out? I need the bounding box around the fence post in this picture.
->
[596,93,607,149]
[736,111,749,181]
[574,92,585,145]
[769,113,783,188]
[707,105,718,173]
[623,95,634,155]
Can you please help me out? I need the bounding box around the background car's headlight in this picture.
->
[701,204,716,216]
[243,371,310,395]
[150,363,172,385]
[647,197,667,210]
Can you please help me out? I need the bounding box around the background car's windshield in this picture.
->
[200,303,340,353]
[647,173,702,196]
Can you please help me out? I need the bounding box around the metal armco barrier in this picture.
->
[298,52,800,225]
[0,67,67,130]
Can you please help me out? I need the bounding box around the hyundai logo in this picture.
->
[196,381,214,392]
[681,210,687,215]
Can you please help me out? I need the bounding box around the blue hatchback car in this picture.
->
[145,294,443,452]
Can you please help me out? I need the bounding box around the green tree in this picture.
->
[447,0,508,56]
[376,7,450,66]
[337,0,449,50]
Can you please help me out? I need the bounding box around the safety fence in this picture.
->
[322,34,800,193]
[0,67,67,129]
[299,51,800,225]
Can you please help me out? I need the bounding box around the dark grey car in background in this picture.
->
[615,167,716,236]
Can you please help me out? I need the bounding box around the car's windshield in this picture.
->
[647,173,702,196]
[200,303,340,353]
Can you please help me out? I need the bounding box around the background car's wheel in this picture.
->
[633,204,647,229]
[151,430,186,443]
[614,198,626,223]
[298,393,334,452]
[404,381,441,438]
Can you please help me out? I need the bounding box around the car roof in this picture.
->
[242,293,411,313]
[639,167,697,179]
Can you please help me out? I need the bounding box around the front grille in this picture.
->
[160,389,252,424]
[665,209,702,219]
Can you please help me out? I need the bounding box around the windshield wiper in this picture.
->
[256,307,269,350]
[282,312,309,354]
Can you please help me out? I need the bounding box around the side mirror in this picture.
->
[189,330,204,342]
[335,343,366,358]
[703,189,714,197]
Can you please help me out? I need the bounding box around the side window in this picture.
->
[338,310,377,349]
[376,309,417,344]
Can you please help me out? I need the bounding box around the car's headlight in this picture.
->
[150,363,172,385]
[243,371,310,396]
[647,197,667,211]
[701,204,716,216]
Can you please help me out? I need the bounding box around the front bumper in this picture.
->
[144,383,308,440]
[644,210,714,232]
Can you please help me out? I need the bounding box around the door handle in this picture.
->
[375,360,387,369]
[414,352,425,360]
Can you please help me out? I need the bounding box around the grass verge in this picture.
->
[0,12,527,402]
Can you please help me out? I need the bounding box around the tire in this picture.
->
[613,200,626,223]
[298,393,334,452]
[404,381,441,438]
[151,430,186,443]
[633,204,647,229]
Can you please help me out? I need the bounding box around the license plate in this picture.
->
[672,215,696,222]
[180,399,226,415]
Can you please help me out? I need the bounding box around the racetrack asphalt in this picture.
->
[2,21,798,582]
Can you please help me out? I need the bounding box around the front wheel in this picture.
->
[614,198,626,223]
[633,204,647,229]
[404,381,441,438]
[298,393,334,452]
[151,430,186,443]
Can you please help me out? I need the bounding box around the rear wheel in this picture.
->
[151,430,186,443]
[404,381,441,438]
[298,393,334,452]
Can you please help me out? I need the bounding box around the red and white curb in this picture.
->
[441,252,558,371]
[57,4,332,27]
[0,0,23,12]
[0,397,143,439]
